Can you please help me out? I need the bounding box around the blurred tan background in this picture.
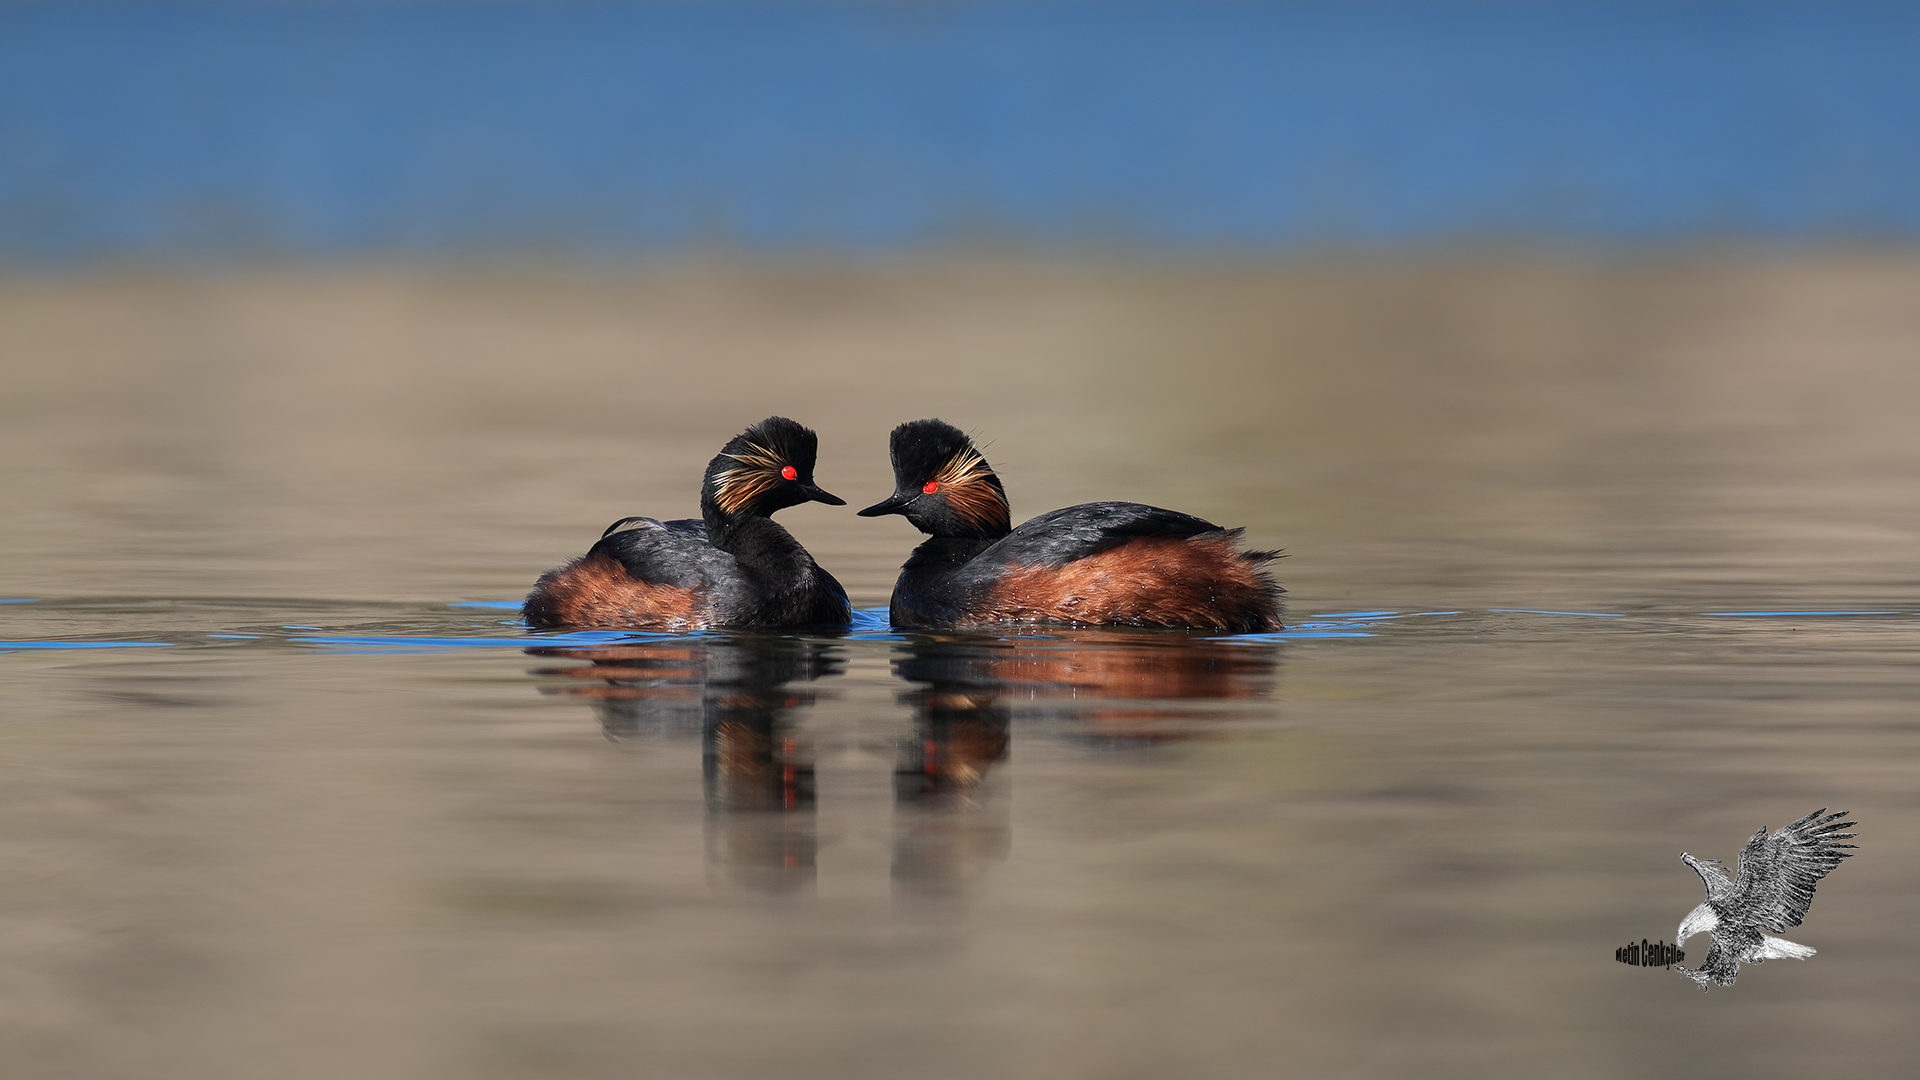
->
[6,254,1917,612]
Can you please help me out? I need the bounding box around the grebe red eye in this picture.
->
[923,481,939,494]
[781,466,798,481]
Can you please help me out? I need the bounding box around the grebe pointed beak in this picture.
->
[803,484,847,506]
[857,492,914,517]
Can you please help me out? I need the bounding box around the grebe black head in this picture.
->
[856,419,1010,540]
[703,416,846,526]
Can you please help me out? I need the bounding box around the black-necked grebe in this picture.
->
[857,419,1281,632]
[524,417,851,630]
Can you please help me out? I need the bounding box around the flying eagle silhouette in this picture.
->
[1674,808,1858,991]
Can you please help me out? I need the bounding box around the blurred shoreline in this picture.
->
[5,249,1917,610]
[10,238,1920,278]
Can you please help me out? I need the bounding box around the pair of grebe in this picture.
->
[523,417,1281,633]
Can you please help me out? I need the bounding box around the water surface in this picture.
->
[6,0,1920,257]
[3,256,1918,1078]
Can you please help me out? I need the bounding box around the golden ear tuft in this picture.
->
[933,445,1007,529]
[712,441,790,515]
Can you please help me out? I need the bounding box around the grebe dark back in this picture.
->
[857,419,1281,632]
[524,417,851,630]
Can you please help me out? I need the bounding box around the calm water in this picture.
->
[3,255,1918,1078]
[6,0,1920,257]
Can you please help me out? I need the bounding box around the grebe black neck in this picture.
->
[856,418,1011,540]
[699,416,845,547]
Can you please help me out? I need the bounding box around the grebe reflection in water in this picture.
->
[889,631,1281,898]
[528,635,843,893]
[528,630,1281,898]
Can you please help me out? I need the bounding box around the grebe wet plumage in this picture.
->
[524,417,851,630]
[858,420,1281,632]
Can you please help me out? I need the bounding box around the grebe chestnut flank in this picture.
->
[524,417,851,630]
[858,419,1281,632]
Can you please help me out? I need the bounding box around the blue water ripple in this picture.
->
[0,640,173,650]
[1488,608,1625,618]
[1235,631,1375,640]
[1701,610,1904,617]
